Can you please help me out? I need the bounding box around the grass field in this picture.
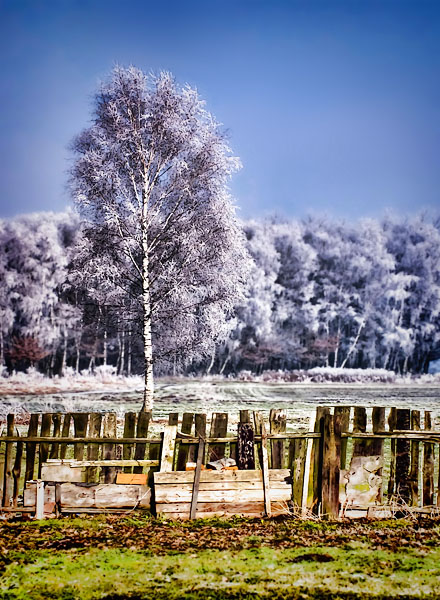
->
[1,514,440,599]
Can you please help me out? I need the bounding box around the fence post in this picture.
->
[270,409,287,469]
[321,412,341,519]
[2,414,14,507]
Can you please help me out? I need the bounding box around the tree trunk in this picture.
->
[127,326,132,376]
[60,325,67,376]
[141,192,154,411]
[103,328,108,366]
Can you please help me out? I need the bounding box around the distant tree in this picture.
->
[70,66,249,409]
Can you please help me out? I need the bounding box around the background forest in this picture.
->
[1,211,439,378]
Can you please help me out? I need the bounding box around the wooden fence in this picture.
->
[1,407,439,518]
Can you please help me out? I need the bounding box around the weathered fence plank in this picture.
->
[177,413,194,471]
[49,414,62,460]
[133,411,151,475]
[321,412,341,519]
[122,412,137,473]
[160,425,177,473]
[334,407,350,470]
[86,413,102,482]
[73,414,89,461]
[395,409,411,506]
[208,413,228,462]
[2,414,15,507]
[423,411,435,506]
[409,410,420,506]
[190,437,205,519]
[102,413,117,484]
[270,409,287,469]
[25,414,39,484]
[237,422,255,470]
[387,407,397,499]
[59,413,71,460]
[352,407,367,458]
[38,413,52,477]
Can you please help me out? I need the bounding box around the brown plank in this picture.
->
[190,437,205,519]
[133,411,151,474]
[24,414,39,484]
[270,409,287,469]
[260,415,271,517]
[208,413,228,462]
[59,413,72,460]
[290,437,306,507]
[122,412,137,473]
[334,407,350,470]
[49,414,62,460]
[102,413,117,484]
[423,411,435,506]
[86,413,102,482]
[2,415,15,507]
[352,407,367,458]
[310,407,330,513]
[168,413,179,426]
[321,412,341,519]
[387,407,397,500]
[395,409,411,506]
[155,469,291,484]
[38,413,53,477]
[409,410,420,507]
[177,413,194,471]
[73,414,89,461]
[237,422,255,470]
[157,500,290,518]
[12,435,23,507]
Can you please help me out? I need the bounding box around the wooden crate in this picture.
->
[154,469,292,519]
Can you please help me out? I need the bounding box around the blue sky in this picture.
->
[0,0,439,220]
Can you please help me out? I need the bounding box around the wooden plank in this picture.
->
[86,413,102,482]
[46,459,158,467]
[394,408,411,506]
[208,413,228,462]
[157,501,290,518]
[41,463,86,483]
[321,412,341,519]
[195,414,207,439]
[12,436,23,507]
[334,407,350,470]
[237,422,255,470]
[177,413,194,471]
[35,480,44,519]
[58,482,151,509]
[409,410,420,507]
[122,412,136,473]
[352,407,367,458]
[302,411,316,512]
[160,425,177,472]
[133,411,151,474]
[259,415,271,517]
[290,437,306,507]
[155,469,291,484]
[168,413,179,426]
[190,437,205,519]
[116,473,147,485]
[102,413,117,484]
[38,413,52,477]
[59,413,71,460]
[310,407,329,513]
[270,409,287,469]
[25,414,39,484]
[2,415,15,507]
[387,407,397,500]
[371,407,386,502]
[154,480,289,492]
[73,414,89,460]
[49,414,62,459]
[423,411,435,506]
[155,488,291,503]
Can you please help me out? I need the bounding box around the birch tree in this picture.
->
[70,66,249,409]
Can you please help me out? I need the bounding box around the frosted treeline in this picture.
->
[1,211,439,376]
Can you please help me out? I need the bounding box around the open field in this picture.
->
[1,515,440,599]
[1,379,440,426]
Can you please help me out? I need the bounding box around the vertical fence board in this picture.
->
[321,412,341,519]
[253,411,263,469]
[387,408,397,499]
[409,410,420,506]
[423,411,435,506]
[123,412,137,473]
[310,407,330,513]
[395,409,411,506]
[291,438,307,507]
[2,415,15,507]
[168,413,179,426]
[25,414,39,484]
[237,422,255,469]
[334,407,350,470]
[133,411,151,474]
[208,413,228,462]
[73,414,89,461]
[12,435,23,507]
[49,414,62,460]
[160,425,177,472]
[86,413,102,482]
[259,415,271,518]
[102,413,117,484]
[352,408,367,457]
[270,409,287,469]
[59,414,71,460]
[38,413,52,477]
[177,413,194,471]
